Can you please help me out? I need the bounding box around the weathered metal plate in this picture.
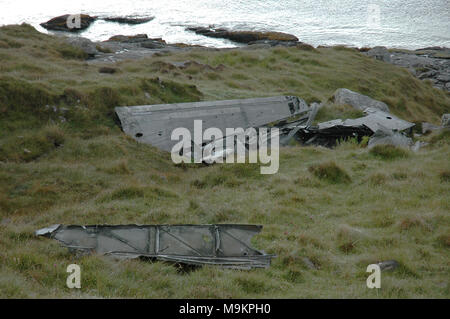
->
[36,224,274,269]
[318,107,415,132]
[115,96,309,151]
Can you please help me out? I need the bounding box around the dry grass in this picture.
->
[0,24,449,298]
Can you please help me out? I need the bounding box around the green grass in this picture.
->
[0,24,449,298]
[369,145,410,160]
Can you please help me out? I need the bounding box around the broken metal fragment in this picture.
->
[294,107,415,148]
[35,224,274,269]
[377,260,399,271]
[115,96,309,152]
[368,126,413,149]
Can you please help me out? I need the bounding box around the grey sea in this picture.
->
[0,0,449,49]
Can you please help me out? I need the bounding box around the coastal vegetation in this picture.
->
[0,24,449,298]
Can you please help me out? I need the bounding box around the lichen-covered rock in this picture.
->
[333,88,390,112]
[40,14,96,32]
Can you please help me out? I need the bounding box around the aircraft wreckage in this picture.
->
[114,93,416,160]
[35,224,274,269]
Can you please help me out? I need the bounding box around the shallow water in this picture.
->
[0,0,449,49]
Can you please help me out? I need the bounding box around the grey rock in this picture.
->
[411,141,428,152]
[103,16,154,25]
[65,36,98,57]
[442,114,450,127]
[418,70,438,79]
[333,88,390,112]
[365,47,450,92]
[436,74,450,82]
[106,34,149,43]
[367,46,391,63]
[140,40,166,49]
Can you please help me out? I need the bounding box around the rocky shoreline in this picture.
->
[65,34,449,92]
[40,14,450,92]
[363,46,450,91]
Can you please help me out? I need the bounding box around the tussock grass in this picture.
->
[0,24,449,298]
[439,171,450,182]
[369,145,410,160]
[308,161,351,184]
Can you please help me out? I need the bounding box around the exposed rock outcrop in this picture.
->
[64,36,98,57]
[186,26,299,44]
[105,34,167,49]
[105,34,150,42]
[364,47,450,91]
[333,88,390,112]
[367,46,391,63]
[40,14,97,32]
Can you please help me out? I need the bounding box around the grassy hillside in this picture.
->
[0,24,449,298]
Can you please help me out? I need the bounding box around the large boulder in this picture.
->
[333,88,390,112]
[64,36,98,57]
[40,14,96,32]
[186,27,299,44]
[367,46,391,63]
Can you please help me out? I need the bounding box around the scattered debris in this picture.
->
[115,96,309,152]
[294,107,414,148]
[377,260,399,271]
[114,90,423,157]
[367,126,413,149]
[35,224,274,269]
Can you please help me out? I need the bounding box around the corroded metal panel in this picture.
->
[36,224,274,269]
[115,96,309,151]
